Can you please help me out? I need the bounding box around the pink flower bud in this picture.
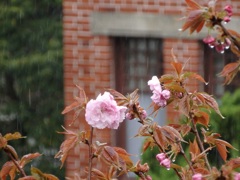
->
[192,173,203,180]
[160,158,171,169]
[224,5,232,14]
[223,16,231,23]
[140,110,147,119]
[203,35,215,44]
[234,173,240,180]
[156,153,166,162]
[215,44,225,54]
[125,112,134,120]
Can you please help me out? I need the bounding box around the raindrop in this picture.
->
[172,159,175,162]
[220,50,224,54]
[209,44,214,48]
[167,168,170,171]
[178,28,182,32]
[225,45,230,49]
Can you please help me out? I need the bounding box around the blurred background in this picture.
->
[0,0,64,178]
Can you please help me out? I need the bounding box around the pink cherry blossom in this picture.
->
[148,76,171,107]
[203,35,215,44]
[148,76,161,91]
[234,173,240,180]
[160,158,171,169]
[85,92,127,129]
[156,153,166,162]
[156,153,171,169]
[192,173,203,180]
[224,5,232,15]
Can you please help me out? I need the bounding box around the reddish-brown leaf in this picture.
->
[55,128,79,168]
[189,138,200,161]
[161,126,185,143]
[171,61,183,76]
[4,145,18,160]
[226,157,240,169]
[91,168,106,180]
[31,167,59,180]
[218,61,240,85]
[178,95,191,118]
[216,142,228,162]
[228,29,240,40]
[194,167,209,175]
[153,126,168,150]
[182,10,205,33]
[199,93,224,118]
[193,111,209,127]
[185,0,202,10]
[4,132,24,141]
[107,89,128,106]
[62,85,87,114]
[0,135,7,149]
[101,146,120,166]
[114,147,133,168]
[20,153,42,168]
[0,161,16,180]
[182,72,207,84]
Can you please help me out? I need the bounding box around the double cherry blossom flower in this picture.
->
[148,76,170,107]
[85,92,127,129]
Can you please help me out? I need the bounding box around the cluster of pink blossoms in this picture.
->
[85,92,127,129]
[203,5,233,54]
[148,76,170,107]
[156,153,171,169]
[203,35,231,54]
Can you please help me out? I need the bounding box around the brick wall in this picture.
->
[62,0,237,178]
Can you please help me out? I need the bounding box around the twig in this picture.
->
[88,127,94,180]
[179,143,195,174]
[4,148,27,177]
[191,120,211,171]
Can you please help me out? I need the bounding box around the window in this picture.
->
[113,37,164,175]
[203,44,240,98]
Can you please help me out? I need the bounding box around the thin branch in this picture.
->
[88,127,94,180]
[4,148,27,177]
[179,143,195,174]
[191,120,211,171]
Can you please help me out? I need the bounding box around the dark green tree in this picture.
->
[0,0,64,178]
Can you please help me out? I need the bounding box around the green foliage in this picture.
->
[210,89,240,158]
[0,0,64,178]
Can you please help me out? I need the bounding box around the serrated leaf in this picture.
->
[0,161,16,180]
[62,85,87,115]
[31,167,59,180]
[0,135,7,149]
[55,128,79,168]
[216,142,228,162]
[91,168,106,180]
[114,147,133,168]
[193,111,209,127]
[4,132,24,141]
[153,126,168,150]
[185,0,202,10]
[182,72,207,84]
[218,61,240,85]
[20,153,42,168]
[199,93,224,118]
[107,89,128,106]
[101,146,120,167]
[171,61,182,76]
